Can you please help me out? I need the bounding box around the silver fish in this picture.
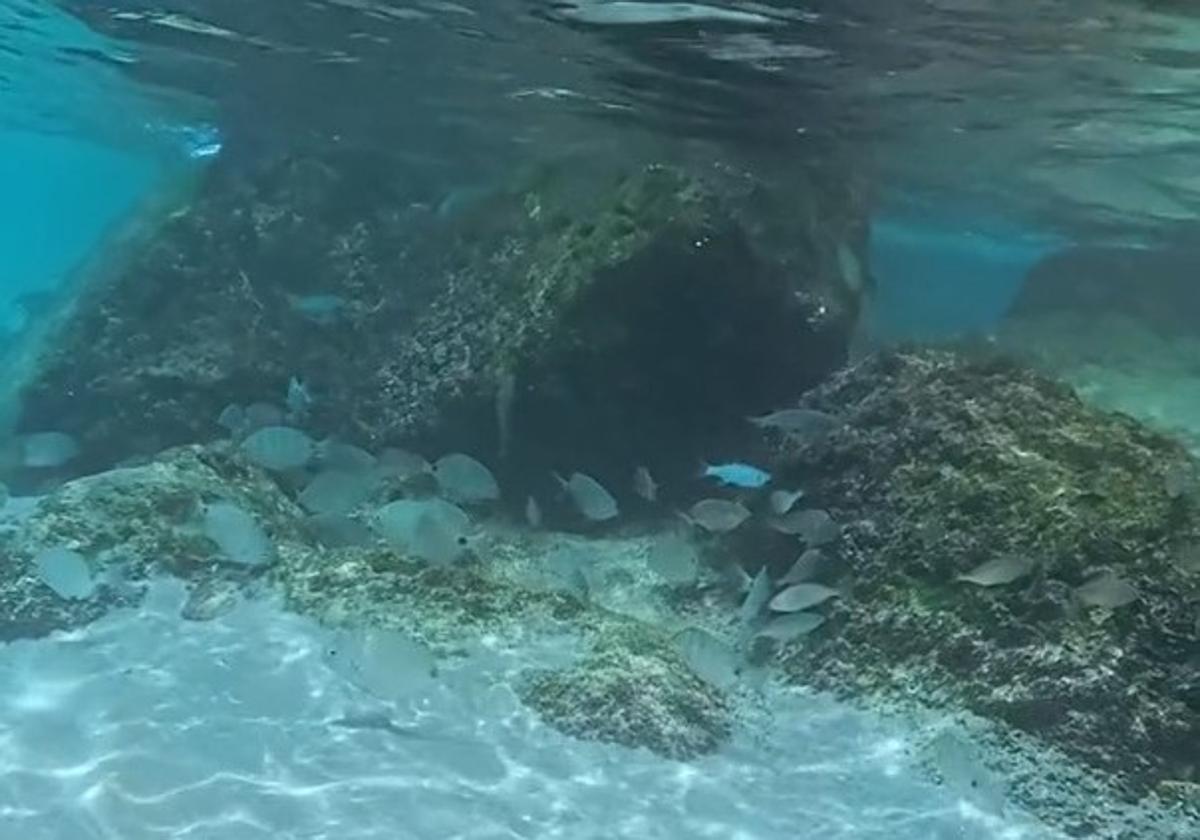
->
[1164,463,1196,500]
[555,471,619,522]
[32,546,95,600]
[768,508,839,545]
[304,513,375,548]
[323,626,437,702]
[299,469,377,516]
[287,293,347,324]
[376,448,433,479]
[544,546,591,599]
[411,510,469,566]
[375,498,471,562]
[202,502,274,567]
[738,566,772,626]
[769,488,805,515]
[286,376,314,419]
[240,425,315,471]
[329,711,421,739]
[769,582,839,613]
[496,371,516,460]
[779,548,825,585]
[434,453,500,504]
[837,242,864,293]
[681,499,751,533]
[19,431,81,468]
[216,403,246,435]
[757,611,825,642]
[927,731,1007,816]
[646,533,698,585]
[748,408,837,437]
[243,402,285,431]
[1075,572,1139,609]
[318,439,377,473]
[957,554,1035,587]
[674,627,739,689]
[633,465,658,502]
[525,495,543,529]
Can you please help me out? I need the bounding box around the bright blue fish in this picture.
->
[702,462,772,489]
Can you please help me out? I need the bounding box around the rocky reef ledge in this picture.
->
[752,348,1200,809]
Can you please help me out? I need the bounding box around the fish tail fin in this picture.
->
[313,436,334,462]
[731,564,752,593]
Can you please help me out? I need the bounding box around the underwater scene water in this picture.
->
[4,1,1200,838]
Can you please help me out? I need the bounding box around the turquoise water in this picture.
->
[0,0,204,340]
[0,130,163,336]
[4,2,1200,839]
[869,212,1063,342]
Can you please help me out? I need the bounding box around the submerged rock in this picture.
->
[518,629,733,760]
[13,153,866,495]
[0,445,307,639]
[1008,242,1200,337]
[757,348,1200,798]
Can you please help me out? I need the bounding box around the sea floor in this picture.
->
[0,571,1059,840]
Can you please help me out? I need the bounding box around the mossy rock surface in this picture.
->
[16,154,865,499]
[517,627,733,760]
[750,349,1200,796]
[3,443,734,762]
[0,445,308,639]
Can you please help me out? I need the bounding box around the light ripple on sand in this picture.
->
[0,577,1070,840]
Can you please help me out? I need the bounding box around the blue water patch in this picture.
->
[0,0,211,342]
[869,210,1065,341]
[0,130,165,336]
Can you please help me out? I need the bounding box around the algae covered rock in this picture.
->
[1008,242,1200,336]
[0,445,308,639]
[753,348,1200,796]
[16,152,867,494]
[518,628,733,760]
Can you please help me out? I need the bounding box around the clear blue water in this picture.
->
[5,2,1200,838]
[869,211,1063,342]
[0,0,205,344]
[0,130,162,335]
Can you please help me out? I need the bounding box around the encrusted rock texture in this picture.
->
[15,153,867,495]
[1,443,734,760]
[755,348,1200,799]
[0,445,311,639]
[517,627,733,760]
